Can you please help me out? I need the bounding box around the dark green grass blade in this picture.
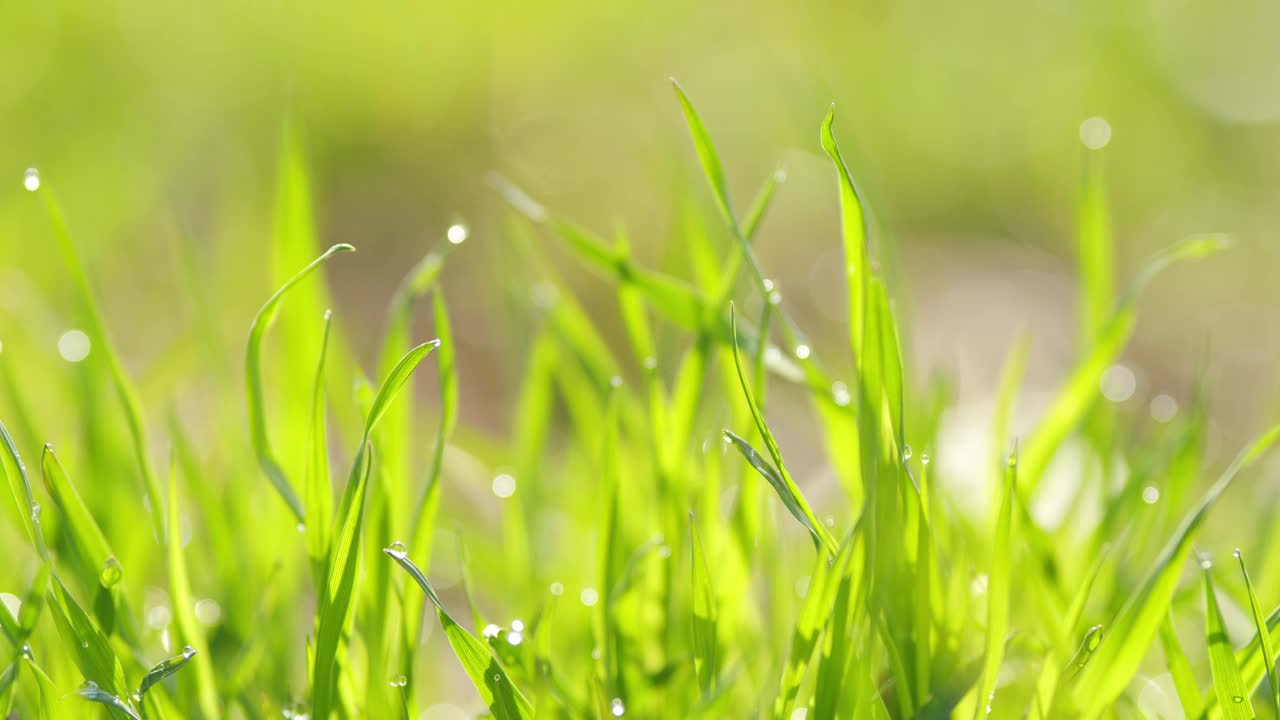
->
[166,456,219,717]
[136,646,198,699]
[384,548,533,719]
[725,304,837,557]
[246,243,354,520]
[1235,549,1278,715]
[39,446,121,589]
[1204,563,1255,719]
[1073,424,1280,713]
[34,185,167,542]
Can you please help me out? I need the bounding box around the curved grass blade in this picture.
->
[1,417,48,559]
[47,574,127,697]
[1235,549,1278,715]
[724,304,836,557]
[818,105,871,366]
[39,446,121,589]
[1204,563,1255,719]
[384,547,533,719]
[34,186,166,542]
[77,680,142,720]
[304,310,336,581]
[1073,424,1280,714]
[690,511,718,697]
[246,243,355,520]
[166,455,219,718]
[136,645,198,699]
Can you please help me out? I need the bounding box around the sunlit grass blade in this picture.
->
[166,455,219,718]
[724,304,836,557]
[1073,424,1280,714]
[973,453,1017,719]
[818,105,871,366]
[33,184,167,542]
[304,310,336,582]
[246,242,355,520]
[1159,614,1203,713]
[1204,562,1255,718]
[1235,548,1278,715]
[137,646,198,699]
[47,573,127,697]
[384,547,533,719]
[1,417,48,559]
[77,680,142,720]
[39,446,121,589]
[1075,149,1113,345]
[689,511,718,697]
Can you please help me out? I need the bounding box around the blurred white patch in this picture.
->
[794,575,810,598]
[971,573,989,595]
[1150,394,1178,423]
[1100,364,1137,403]
[492,473,516,498]
[1142,486,1160,504]
[0,592,20,619]
[549,581,564,596]
[580,587,599,606]
[194,598,222,626]
[446,223,468,244]
[23,168,39,192]
[1078,117,1112,149]
[57,329,90,362]
[421,704,469,720]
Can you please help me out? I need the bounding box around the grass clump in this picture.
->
[0,81,1275,720]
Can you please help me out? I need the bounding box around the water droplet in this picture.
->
[1084,625,1103,651]
[57,329,91,362]
[1234,548,1243,559]
[1141,486,1159,504]
[482,624,501,639]
[831,381,851,407]
[580,587,599,606]
[794,344,811,360]
[549,581,564,596]
[23,168,39,192]
[1232,695,1244,703]
[81,641,89,648]
[21,643,32,658]
[921,453,930,466]
[30,502,41,522]
[768,290,783,305]
[507,631,523,646]
[446,223,469,245]
[389,675,407,687]
[902,444,913,461]
[492,473,516,499]
[182,644,197,659]
[384,541,408,559]
[511,619,525,632]
[1200,556,1213,570]
[492,673,501,682]
[762,278,775,293]
[774,168,788,183]
[610,698,626,716]
[80,680,99,691]
[100,556,123,587]
[1079,116,1112,150]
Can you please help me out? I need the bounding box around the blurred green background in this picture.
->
[3,2,1280,713]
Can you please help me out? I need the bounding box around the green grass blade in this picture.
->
[137,646,198,699]
[39,446,121,589]
[77,680,142,720]
[304,310,336,580]
[1159,614,1204,714]
[1235,549,1278,715]
[1204,563,1255,719]
[246,243,355,520]
[34,185,167,543]
[669,80,739,233]
[973,454,1017,719]
[1075,149,1113,345]
[1073,424,1280,714]
[47,574,127,697]
[725,304,837,557]
[384,547,533,719]
[819,105,871,366]
[690,511,718,697]
[1,417,48,559]
[166,455,220,718]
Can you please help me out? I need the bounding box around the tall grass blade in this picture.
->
[1235,549,1278,715]
[1204,563,1255,719]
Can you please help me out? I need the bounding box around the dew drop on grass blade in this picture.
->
[39,446,121,590]
[0,417,49,560]
[384,547,533,719]
[246,242,355,520]
[136,645,199,699]
[1235,549,1279,716]
[76,680,141,720]
[1203,561,1255,719]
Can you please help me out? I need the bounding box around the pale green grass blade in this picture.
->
[1159,614,1203,714]
[1234,548,1278,715]
[77,680,142,720]
[384,547,534,719]
[725,304,836,557]
[1073,424,1280,714]
[819,105,871,366]
[166,455,220,718]
[1204,563,1255,719]
[973,453,1017,719]
[33,185,167,542]
[1,417,48,559]
[1075,150,1113,345]
[39,446,121,589]
[690,511,718,697]
[1020,234,1231,493]
[304,310,336,581]
[246,243,354,520]
[136,646,198,699]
